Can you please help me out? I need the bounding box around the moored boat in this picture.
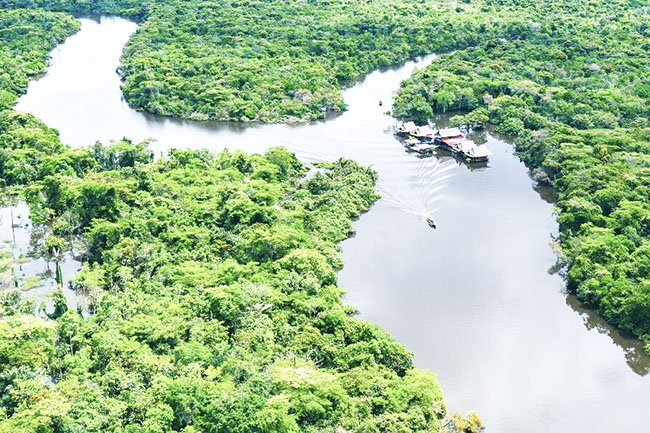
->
[396,121,418,136]
[403,137,421,147]
[395,122,492,162]
[408,143,434,154]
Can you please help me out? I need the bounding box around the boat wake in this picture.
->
[377,157,457,227]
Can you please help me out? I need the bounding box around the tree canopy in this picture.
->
[0,143,464,432]
[393,0,650,347]
[1,0,511,122]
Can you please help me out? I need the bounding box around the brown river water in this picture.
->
[12,16,650,433]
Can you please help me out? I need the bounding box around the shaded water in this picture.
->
[16,16,650,433]
[0,202,83,313]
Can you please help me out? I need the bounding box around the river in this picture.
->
[15,16,650,433]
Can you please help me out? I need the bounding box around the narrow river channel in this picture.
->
[15,16,650,433]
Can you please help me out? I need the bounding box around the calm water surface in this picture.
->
[16,16,650,433]
[0,202,83,312]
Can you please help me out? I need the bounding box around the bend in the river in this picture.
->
[14,16,650,433]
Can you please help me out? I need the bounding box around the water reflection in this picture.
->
[14,15,650,433]
[566,295,650,376]
[0,201,83,314]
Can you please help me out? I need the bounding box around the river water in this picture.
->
[15,16,650,433]
[0,201,84,313]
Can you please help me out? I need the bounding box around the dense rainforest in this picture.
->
[1,0,523,123]
[393,0,650,348]
[1,143,470,433]
[0,5,487,433]
[2,0,650,428]
[0,8,79,187]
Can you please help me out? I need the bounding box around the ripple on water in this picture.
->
[13,15,650,433]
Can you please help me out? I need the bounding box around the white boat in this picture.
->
[404,138,421,146]
[408,143,433,154]
[396,121,418,136]
[413,125,437,141]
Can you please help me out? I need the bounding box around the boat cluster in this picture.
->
[395,122,492,162]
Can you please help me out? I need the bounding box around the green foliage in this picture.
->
[0,145,449,432]
[0,8,79,187]
[0,0,151,20]
[115,0,505,122]
[0,8,79,103]
[393,0,650,341]
[449,412,483,433]
[0,315,55,368]
[4,0,509,122]
[450,108,488,130]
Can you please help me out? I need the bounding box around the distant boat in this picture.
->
[426,216,437,229]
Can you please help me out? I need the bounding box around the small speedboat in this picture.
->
[426,216,437,229]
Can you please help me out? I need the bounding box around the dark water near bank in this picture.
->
[16,16,650,432]
[0,202,83,313]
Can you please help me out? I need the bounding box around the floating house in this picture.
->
[396,121,418,136]
[439,137,491,162]
[440,138,463,152]
[463,142,492,162]
[413,125,437,141]
[436,127,463,140]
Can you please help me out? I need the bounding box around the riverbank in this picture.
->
[7,14,650,433]
[392,0,650,350]
[0,11,471,433]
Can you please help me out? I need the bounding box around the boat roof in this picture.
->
[399,121,417,132]
[442,138,462,145]
[415,125,437,136]
[470,145,492,157]
[460,140,476,152]
[437,127,462,137]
